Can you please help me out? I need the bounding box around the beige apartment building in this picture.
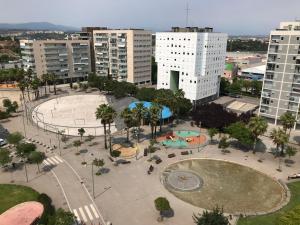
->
[20,39,91,82]
[93,29,152,85]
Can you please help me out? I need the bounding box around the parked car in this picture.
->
[0,138,7,147]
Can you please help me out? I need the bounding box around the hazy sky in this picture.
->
[1,0,300,35]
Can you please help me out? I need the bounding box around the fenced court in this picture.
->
[31,95,117,136]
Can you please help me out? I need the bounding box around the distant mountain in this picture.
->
[0,22,79,31]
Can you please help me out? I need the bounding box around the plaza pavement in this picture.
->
[1,88,300,225]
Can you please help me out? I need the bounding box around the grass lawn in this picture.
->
[0,184,39,213]
[237,181,300,225]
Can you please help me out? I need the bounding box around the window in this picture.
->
[297,37,300,41]
[276,65,279,68]
[281,37,284,40]
[293,57,296,60]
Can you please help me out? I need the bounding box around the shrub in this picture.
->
[111,150,121,158]
[37,193,55,224]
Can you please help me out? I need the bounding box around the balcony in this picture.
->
[269,46,279,54]
[266,64,275,71]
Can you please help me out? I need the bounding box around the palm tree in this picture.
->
[270,128,289,156]
[248,116,268,152]
[78,128,85,141]
[29,151,46,173]
[208,128,218,143]
[30,77,41,100]
[18,79,27,102]
[132,103,146,142]
[73,140,81,154]
[25,68,33,101]
[174,89,185,122]
[121,108,135,142]
[280,112,297,136]
[48,73,57,95]
[41,73,49,95]
[95,104,117,151]
[149,103,160,139]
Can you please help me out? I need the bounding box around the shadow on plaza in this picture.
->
[293,136,300,145]
[229,139,267,153]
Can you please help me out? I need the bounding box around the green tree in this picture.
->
[228,80,242,96]
[154,197,171,221]
[226,122,254,148]
[41,73,49,95]
[16,143,36,158]
[242,79,252,93]
[95,104,117,152]
[73,140,81,154]
[18,79,27,102]
[218,136,230,152]
[54,208,75,225]
[248,116,268,152]
[78,128,85,141]
[29,151,45,173]
[93,158,105,174]
[30,77,41,100]
[151,56,157,84]
[270,128,289,156]
[3,99,18,114]
[121,108,135,142]
[208,128,218,143]
[149,103,160,139]
[193,206,229,225]
[286,145,297,159]
[251,80,262,97]
[7,132,23,145]
[220,77,231,95]
[280,112,297,136]
[132,103,146,142]
[48,73,57,95]
[0,148,12,167]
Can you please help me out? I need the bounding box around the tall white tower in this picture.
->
[155,27,227,104]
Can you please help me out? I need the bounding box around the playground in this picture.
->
[157,130,207,148]
[31,95,117,136]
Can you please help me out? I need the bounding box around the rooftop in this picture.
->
[171,27,213,33]
[241,65,266,74]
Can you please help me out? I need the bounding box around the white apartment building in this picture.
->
[20,39,91,82]
[93,29,152,85]
[156,27,227,104]
[259,22,300,128]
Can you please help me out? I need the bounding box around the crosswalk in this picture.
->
[43,156,64,166]
[73,204,100,223]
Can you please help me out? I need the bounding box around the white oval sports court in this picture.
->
[32,95,117,136]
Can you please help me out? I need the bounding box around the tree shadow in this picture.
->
[79,149,88,154]
[42,164,56,172]
[293,136,300,145]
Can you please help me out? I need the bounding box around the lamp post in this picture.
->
[91,162,95,199]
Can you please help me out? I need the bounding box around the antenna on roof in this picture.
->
[185,1,190,27]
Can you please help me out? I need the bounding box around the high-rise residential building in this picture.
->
[20,39,91,82]
[155,27,227,104]
[93,29,152,85]
[78,27,107,73]
[259,22,300,128]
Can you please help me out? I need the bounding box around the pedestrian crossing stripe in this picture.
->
[78,207,88,222]
[43,156,64,166]
[73,204,99,222]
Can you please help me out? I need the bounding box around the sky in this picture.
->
[1,0,300,35]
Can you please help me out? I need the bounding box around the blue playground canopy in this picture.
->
[128,101,172,119]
